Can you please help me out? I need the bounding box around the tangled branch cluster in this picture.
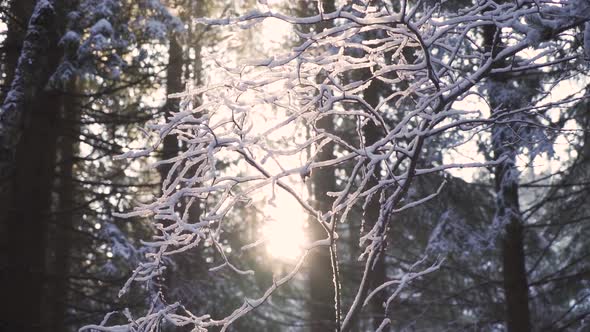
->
[84,1,590,331]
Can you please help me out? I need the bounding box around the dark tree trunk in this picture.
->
[362,79,388,331]
[307,1,339,330]
[500,212,530,332]
[181,0,204,222]
[493,124,531,332]
[483,23,532,332]
[159,22,206,322]
[159,33,183,182]
[1,91,60,332]
[309,113,337,331]
[159,32,183,308]
[49,80,78,332]
[0,1,62,331]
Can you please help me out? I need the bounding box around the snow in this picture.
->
[60,31,80,47]
[90,18,113,36]
[145,19,168,40]
[0,0,55,155]
[585,22,590,59]
[51,0,181,84]
[87,0,590,330]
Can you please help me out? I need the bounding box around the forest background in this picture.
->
[0,0,589,331]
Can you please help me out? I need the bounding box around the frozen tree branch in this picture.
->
[88,0,590,330]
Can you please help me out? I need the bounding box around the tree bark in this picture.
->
[159,33,183,182]
[362,79,388,331]
[0,1,62,331]
[49,79,78,332]
[493,122,531,332]
[307,1,339,330]
[483,23,532,332]
[309,114,338,330]
[159,20,207,322]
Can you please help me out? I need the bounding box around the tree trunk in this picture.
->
[307,1,338,330]
[0,1,62,331]
[309,113,338,330]
[493,127,531,332]
[362,79,388,331]
[49,80,78,332]
[159,33,183,182]
[159,22,207,322]
[483,23,532,332]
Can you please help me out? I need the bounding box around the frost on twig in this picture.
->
[87,1,590,330]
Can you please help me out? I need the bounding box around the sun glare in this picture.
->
[262,191,306,261]
[249,7,307,262]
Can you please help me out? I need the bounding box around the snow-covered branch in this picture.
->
[91,0,590,330]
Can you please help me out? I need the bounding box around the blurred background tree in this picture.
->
[1,1,589,331]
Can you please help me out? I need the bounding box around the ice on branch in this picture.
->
[87,1,590,331]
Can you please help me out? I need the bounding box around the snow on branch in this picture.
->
[0,0,57,176]
[87,1,590,330]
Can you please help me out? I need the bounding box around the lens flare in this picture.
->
[262,192,306,261]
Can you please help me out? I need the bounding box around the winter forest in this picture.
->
[1,0,590,331]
